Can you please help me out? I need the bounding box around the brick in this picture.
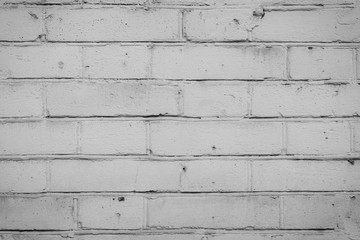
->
[183,82,249,117]
[251,83,360,117]
[156,0,354,6]
[83,45,150,78]
[46,8,179,41]
[77,235,203,240]
[135,161,182,191]
[80,121,147,154]
[148,196,280,228]
[0,121,77,155]
[273,233,348,240]
[0,46,82,78]
[287,122,351,155]
[253,8,360,42]
[0,8,44,41]
[283,195,338,229]
[152,45,286,80]
[150,121,283,156]
[357,49,360,80]
[46,81,180,117]
[0,161,47,192]
[288,47,353,80]
[181,160,248,192]
[50,160,138,192]
[0,235,64,240]
[82,0,149,4]
[252,160,360,191]
[183,9,252,41]
[0,0,80,3]
[340,194,360,236]
[0,82,43,118]
[354,122,360,152]
[78,196,144,229]
[0,197,73,230]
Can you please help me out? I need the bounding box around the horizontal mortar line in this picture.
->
[0,191,359,197]
[0,229,338,234]
[0,154,359,161]
[0,77,356,83]
[0,3,355,10]
[1,78,357,84]
[1,116,360,122]
[0,228,338,235]
[0,41,360,47]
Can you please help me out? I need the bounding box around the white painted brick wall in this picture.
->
[0,0,359,239]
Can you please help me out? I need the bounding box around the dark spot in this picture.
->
[29,12,38,20]
[212,145,216,150]
[182,166,187,172]
[253,9,265,18]
[233,18,240,24]
[58,61,64,69]
[350,196,356,200]
[348,159,355,165]
[308,47,313,50]
[118,197,125,202]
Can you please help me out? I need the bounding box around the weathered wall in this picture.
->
[0,0,360,239]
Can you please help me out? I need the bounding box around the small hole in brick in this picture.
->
[212,145,216,150]
[182,166,187,172]
[308,47,313,50]
[118,197,125,202]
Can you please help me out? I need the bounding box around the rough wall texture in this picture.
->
[0,0,360,239]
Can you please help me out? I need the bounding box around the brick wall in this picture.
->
[0,0,360,239]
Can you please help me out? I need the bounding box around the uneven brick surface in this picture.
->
[0,0,359,239]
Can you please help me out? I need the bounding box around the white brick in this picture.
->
[78,196,144,229]
[183,82,249,117]
[0,0,80,3]
[135,161,182,191]
[288,47,353,80]
[157,0,353,6]
[183,9,252,41]
[80,121,147,154]
[0,235,64,240]
[148,196,279,228]
[252,160,360,191]
[283,195,338,229]
[287,122,351,155]
[0,121,77,155]
[0,197,73,230]
[152,45,286,80]
[50,160,138,192]
[82,0,149,4]
[151,121,283,156]
[0,8,44,41]
[273,233,348,240]
[77,235,203,240]
[0,161,47,192]
[354,122,360,152]
[253,8,360,42]
[0,46,82,78]
[252,83,360,117]
[181,160,248,192]
[46,8,179,41]
[83,45,150,78]
[0,82,43,118]
[357,49,360,80]
[46,81,180,117]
